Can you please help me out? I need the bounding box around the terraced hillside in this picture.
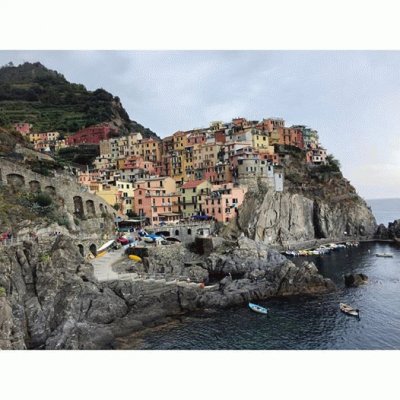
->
[0,62,158,138]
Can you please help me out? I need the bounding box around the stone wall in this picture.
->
[0,158,115,221]
[151,222,213,244]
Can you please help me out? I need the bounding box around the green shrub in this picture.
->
[0,286,6,297]
[39,253,50,263]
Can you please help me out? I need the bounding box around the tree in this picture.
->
[326,154,341,172]
[113,203,120,211]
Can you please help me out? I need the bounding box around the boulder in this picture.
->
[344,273,368,287]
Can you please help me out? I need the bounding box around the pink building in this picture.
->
[133,177,180,224]
[14,122,32,136]
[78,170,100,186]
[203,183,246,223]
[122,156,155,175]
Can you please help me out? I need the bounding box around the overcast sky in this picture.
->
[0,50,399,200]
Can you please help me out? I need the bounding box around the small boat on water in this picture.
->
[340,303,360,317]
[248,303,269,315]
[375,253,393,258]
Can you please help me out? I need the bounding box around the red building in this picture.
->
[66,124,116,146]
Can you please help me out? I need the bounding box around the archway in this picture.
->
[29,180,41,193]
[78,244,84,257]
[89,243,97,256]
[86,199,95,217]
[6,173,25,192]
[73,196,85,218]
[44,185,56,197]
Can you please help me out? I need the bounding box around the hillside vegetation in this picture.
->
[0,62,157,137]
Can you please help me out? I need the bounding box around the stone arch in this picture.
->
[78,244,84,257]
[44,186,56,197]
[86,199,95,217]
[6,173,25,192]
[73,196,85,218]
[29,180,41,193]
[89,243,97,256]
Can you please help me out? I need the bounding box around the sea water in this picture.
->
[117,200,400,350]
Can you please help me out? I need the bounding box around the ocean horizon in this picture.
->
[366,198,400,226]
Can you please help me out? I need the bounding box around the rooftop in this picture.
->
[180,179,207,189]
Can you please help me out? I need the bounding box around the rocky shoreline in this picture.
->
[0,234,335,350]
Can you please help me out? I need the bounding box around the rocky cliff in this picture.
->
[0,235,334,349]
[375,219,400,240]
[225,148,377,247]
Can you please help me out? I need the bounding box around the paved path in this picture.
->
[91,248,126,282]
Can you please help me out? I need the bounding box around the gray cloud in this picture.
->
[0,50,399,199]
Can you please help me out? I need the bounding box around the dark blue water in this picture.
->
[119,242,400,349]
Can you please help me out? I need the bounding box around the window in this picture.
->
[147,182,150,188]
[187,228,192,235]
[175,230,180,236]
[138,199,142,205]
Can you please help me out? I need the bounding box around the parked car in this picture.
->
[117,236,130,245]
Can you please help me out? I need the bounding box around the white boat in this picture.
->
[97,239,116,253]
[248,303,269,315]
[340,303,360,317]
[375,253,393,258]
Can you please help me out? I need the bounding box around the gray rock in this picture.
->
[344,273,368,287]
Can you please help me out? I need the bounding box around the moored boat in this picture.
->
[248,303,269,315]
[97,239,116,254]
[128,254,142,262]
[375,253,393,258]
[340,302,359,317]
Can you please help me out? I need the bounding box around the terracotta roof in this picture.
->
[180,179,207,189]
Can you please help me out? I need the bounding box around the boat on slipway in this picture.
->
[248,303,269,315]
[95,239,116,257]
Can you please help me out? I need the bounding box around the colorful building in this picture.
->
[179,179,212,218]
[66,123,117,146]
[204,183,247,223]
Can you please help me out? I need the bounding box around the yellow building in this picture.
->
[179,179,212,218]
[89,182,119,208]
[252,131,274,154]
[172,131,188,151]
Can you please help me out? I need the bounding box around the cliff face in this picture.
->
[225,149,377,247]
[229,187,376,247]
